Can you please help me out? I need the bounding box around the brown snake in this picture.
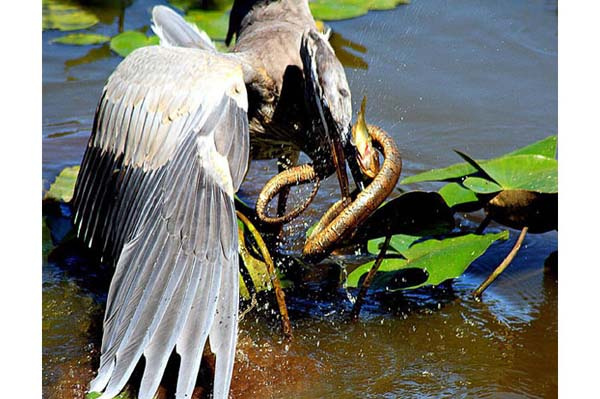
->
[256,125,402,259]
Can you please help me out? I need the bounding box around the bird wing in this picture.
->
[151,5,216,51]
[72,45,249,399]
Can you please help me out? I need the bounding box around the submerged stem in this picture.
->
[349,234,392,321]
[236,211,293,340]
[472,226,529,299]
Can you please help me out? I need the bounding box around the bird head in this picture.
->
[300,29,353,176]
[300,29,378,189]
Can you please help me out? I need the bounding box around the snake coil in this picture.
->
[256,125,402,259]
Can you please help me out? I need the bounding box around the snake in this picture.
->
[256,124,402,259]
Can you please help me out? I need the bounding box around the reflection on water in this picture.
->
[330,32,368,70]
[42,0,557,398]
[64,44,112,70]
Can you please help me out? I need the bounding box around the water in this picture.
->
[42,1,557,398]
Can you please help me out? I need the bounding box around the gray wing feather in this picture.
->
[209,247,239,399]
[151,5,216,51]
[214,98,250,191]
[75,46,248,399]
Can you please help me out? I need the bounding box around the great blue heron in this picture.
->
[72,2,380,399]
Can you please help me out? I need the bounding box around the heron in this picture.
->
[72,2,394,398]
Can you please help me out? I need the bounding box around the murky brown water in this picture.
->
[43,1,557,398]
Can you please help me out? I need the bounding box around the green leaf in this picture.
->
[110,31,159,57]
[367,0,398,10]
[346,231,509,290]
[368,0,410,10]
[184,10,229,41]
[309,0,369,21]
[86,391,131,399]
[400,136,558,185]
[507,135,557,158]
[306,221,317,239]
[51,33,110,45]
[44,165,80,203]
[42,0,99,31]
[239,273,251,300]
[400,162,478,185]
[477,155,558,193]
[462,176,502,194]
[237,222,272,295]
[367,234,421,255]
[438,182,480,208]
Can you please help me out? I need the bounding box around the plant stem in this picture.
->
[236,211,293,340]
[472,226,529,299]
[475,214,492,234]
[349,234,392,321]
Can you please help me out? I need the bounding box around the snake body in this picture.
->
[256,125,402,259]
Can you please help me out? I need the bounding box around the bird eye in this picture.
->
[339,88,349,97]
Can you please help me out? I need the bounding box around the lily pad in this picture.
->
[346,231,509,290]
[400,135,557,185]
[482,155,557,193]
[457,152,558,194]
[51,33,110,45]
[368,0,410,10]
[438,182,480,209]
[508,135,557,158]
[462,176,502,194]
[367,234,421,255]
[400,162,478,185]
[309,0,369,21]
[184,10,229,41]
[110,31,159,57]
[42,0,99,31]
[44,165,79,203]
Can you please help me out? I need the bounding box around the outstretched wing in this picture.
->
[72,45,248,399]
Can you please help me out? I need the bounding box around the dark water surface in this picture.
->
[42,0,557,398]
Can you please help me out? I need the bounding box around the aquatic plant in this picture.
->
[44,0,410,61]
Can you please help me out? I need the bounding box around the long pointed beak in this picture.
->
[329,123,352,205]
[344,135,369,192]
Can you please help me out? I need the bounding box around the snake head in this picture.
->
[351,97,380,179]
